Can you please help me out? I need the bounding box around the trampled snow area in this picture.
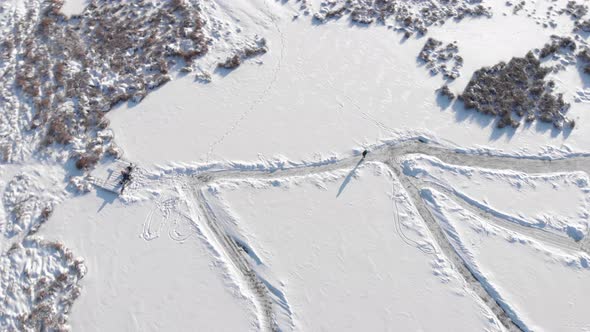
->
[207,163,502,331]
[401,153,590,240]
[423,188,590,332]
[38,191,257,331]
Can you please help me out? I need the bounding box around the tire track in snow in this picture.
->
[384,158,523,331]
[183,139,590,331]
[414,178,587,254]
[184,180,279,331]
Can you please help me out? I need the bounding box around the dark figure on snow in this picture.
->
[362,150,368,159]
[120,164,134,193]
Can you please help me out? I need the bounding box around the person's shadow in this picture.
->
[336,158,364,197]
[97,187,117,213]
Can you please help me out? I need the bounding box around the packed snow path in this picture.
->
[172,139,590,331]
[187,185,278,331]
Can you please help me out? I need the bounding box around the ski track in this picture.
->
[205,0,286,164]
[171,139,590,331]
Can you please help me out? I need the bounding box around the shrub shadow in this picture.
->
[452,98,575,142]
[575,60,590,89]
[435,93,452,110]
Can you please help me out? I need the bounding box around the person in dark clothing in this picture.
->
[362,150,368,159]
[120,164,134,193]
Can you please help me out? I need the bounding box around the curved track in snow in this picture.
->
[184,139,590,331]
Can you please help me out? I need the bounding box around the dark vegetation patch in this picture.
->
[75,153,100,170]
[2,0,208,164]
[438,85,455,100]
[539,36,576,59]
[459,51,573,129]
[507,0,590,31]
[560,0,590,35]
[577,47,590,74]
[218,37,267,70]
[537,35,590,77]
[509,1,526,14]
[311,0,491,37]
[218,55,241,70]
[418,38,463,80]
[574,18,590,32]
[561,0,588,19]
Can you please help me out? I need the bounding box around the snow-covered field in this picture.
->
[39,191,257,331]
[3,0,590,330]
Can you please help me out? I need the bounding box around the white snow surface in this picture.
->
[39,191,257,332]
[61,0,87,16]
[423,188,590,332]
[402,154,590,240]
[208,162,503,331]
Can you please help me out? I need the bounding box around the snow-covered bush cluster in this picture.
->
[539,35,577,59]
[561,0,588,19]
[508,0,588,30]
[311,0,492,37]
[2,173,58,239]
[0,0,208,165]
[0,237,86,332]
[418,38,463,80]
[536,35,590,78]
[438,84,455,100]
[218,37,267,70]
[459,51,573,129]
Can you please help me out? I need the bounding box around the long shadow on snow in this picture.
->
[96,187,117,213]
[336,158,364,197]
